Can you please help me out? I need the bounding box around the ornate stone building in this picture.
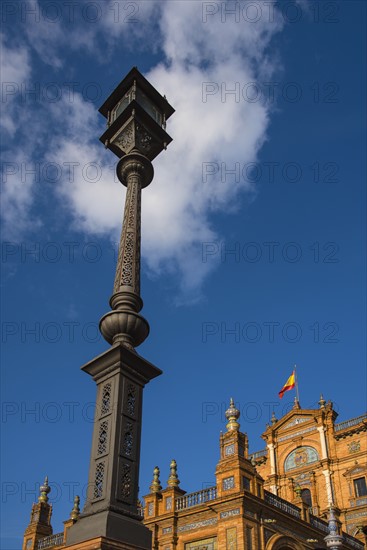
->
[252,397,367,539]
[142,399,366,549]
[22,400,367,550]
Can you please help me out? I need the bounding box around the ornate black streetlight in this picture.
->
[66,67,174,550]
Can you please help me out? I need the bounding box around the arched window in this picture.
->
[284,446,319,472]
[301,488,312,507]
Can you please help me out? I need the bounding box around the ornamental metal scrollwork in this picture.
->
[101,383,111,415]
[135,188,141,293]
[127,384,136,416]
[123,422,133,457]
[94,462,105,499]
[127,183,137,228]
[121,232,134,286]
[121,463,131,499]
[136,123,152,153]
[97,420,108,455]
[116,121,134,152]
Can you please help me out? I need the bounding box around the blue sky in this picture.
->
[1,0,366,548]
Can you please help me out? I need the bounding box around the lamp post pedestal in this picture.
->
[65,345,161,548]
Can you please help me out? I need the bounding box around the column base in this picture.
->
[65,511,152,549]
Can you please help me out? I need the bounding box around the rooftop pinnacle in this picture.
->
[225,398,240,432]
[38,476,51,503]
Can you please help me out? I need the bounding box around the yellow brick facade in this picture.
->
[253,400,367,539]
[141,400,367,549]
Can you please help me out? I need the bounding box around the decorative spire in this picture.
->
[150,466,162,493]
[167,459,180,487]
[38,476,51,503]
[225,398,240,431]
[70,495,80,520]
[319,394,326,408]
[271,411,278,425]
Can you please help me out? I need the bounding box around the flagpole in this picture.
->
[294,364,300,403]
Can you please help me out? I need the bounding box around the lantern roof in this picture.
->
[99,66,175,120]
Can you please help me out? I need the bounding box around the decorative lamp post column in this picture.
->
[65,67,174,550]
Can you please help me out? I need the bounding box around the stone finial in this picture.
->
[271,411,278,425]
[319,394,326,408]
[225,398,240,432]
[150,466,162,493]
[167,459,180,488]
[38,476,51,503]
[70,496,80,520]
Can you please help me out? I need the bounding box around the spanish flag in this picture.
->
[278,371,296,399]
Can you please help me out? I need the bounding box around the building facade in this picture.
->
[23,399,367,550]
[142,399,367,549]
[252,397,367,539]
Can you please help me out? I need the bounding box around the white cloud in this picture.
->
[0,34,43,240]
[1,150,43,240]
[0,34,32,136]
[1,1,285,302]
[21,0,163,68]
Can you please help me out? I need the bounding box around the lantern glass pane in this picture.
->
[113,87,134,121]
[136,89,162,125]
